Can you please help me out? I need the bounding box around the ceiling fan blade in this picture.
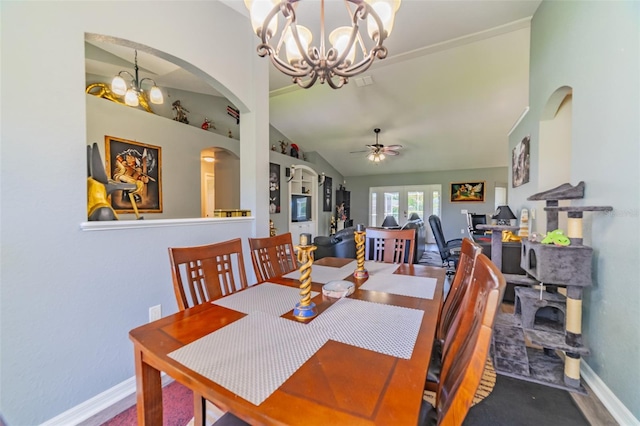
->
[384,150,400,156]
[349,149,370,154]
[385,144,403,150]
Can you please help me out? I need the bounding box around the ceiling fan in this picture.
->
[350,128,403,162]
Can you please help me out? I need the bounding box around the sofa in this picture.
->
[401,217,426,263]
[314,227,357,260]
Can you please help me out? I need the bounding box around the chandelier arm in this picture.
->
[138,77,158,89]
[117,70,135,83]
[262,44,314,78]
[331,46,387,78]
[326,75,347,89]
[294,72,320,89]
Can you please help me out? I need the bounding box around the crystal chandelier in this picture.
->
[111,50,164,108]
[244,0,402,89]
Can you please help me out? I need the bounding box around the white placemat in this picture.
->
[212,283,318,316]
[364,261,401,275]
[168,311,332,406]
[359,274,437,299]
[284,264,352,284]
[311,298,424,359]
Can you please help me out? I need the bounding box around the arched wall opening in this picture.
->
[536,86,573,234]
[85,34,243,220]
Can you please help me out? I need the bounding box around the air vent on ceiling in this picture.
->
[354,76,374,87]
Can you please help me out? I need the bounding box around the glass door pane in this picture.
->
[383,191,400,226]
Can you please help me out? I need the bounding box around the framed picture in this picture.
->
[105,136,162,213]
[512,135,530,188]
[269,162,281,213]
[450,181,485,203]
[323,176,333,211]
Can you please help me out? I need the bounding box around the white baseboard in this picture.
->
[581,361,640,426]
[40,374,172,426]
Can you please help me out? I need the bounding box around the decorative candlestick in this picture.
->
[353,224,368,279]
[294,236,317,319]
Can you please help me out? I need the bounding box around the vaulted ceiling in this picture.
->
[87,1,541,177]
[224,0,541,177]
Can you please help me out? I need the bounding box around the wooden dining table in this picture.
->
[129,257,446,425]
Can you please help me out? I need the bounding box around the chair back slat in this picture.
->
[437,238,483,342]
[249,233,297,282]
[436,254,506,426]
[365,228,416,264]
[168,238,248,311]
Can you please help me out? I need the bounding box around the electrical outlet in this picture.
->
[461,209,468,214]
[461,228,465,234]
[149,305,162,323]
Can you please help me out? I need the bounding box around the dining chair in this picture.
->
[168,238,250,426]
[419,254,506,425]
[168,238,249,311]
[248,232,297,282]
[365,227,416,264]
[425,237,482,391]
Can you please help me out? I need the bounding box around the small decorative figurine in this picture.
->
[271,144,276,151]
[290,143,299,158]
[279,140,288,154]
[201,118,215,131]
[172,100,189,124]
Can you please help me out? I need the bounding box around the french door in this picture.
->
[369,185,441,243]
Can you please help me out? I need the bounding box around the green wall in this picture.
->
[510,1,640,420]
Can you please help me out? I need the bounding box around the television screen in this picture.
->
[291,195,311,222]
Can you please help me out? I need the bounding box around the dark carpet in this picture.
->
[419,250,443,267]
[100,380,194,426]
[464,371,588,426]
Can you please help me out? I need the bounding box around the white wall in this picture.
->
[0,2,269,424]
[509,1,640,419]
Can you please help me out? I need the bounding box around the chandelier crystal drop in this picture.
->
[111,50,164,108]
[244,0,402,89]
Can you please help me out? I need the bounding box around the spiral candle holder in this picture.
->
[294,244,317,319]
[353,229,369,279]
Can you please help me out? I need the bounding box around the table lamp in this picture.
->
[492,205,517,226]
[381,215,399,228]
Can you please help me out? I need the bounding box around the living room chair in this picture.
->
[467,213,488,239]
[168,238,250,426]
[428,215,463,273]
[248,232,297,282]
[419,254,506,425]
[425,237,482,392]
[365,228,416,264]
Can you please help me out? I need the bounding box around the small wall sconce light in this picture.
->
[202,156,215,163]
[287,165,296,182]
[318,172,326,186]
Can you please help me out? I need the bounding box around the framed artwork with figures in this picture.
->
[105,136,162,213]
[323,176,332,211]
[512,135,530,188]
[269,163,281,213]
[450,181,485,203]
